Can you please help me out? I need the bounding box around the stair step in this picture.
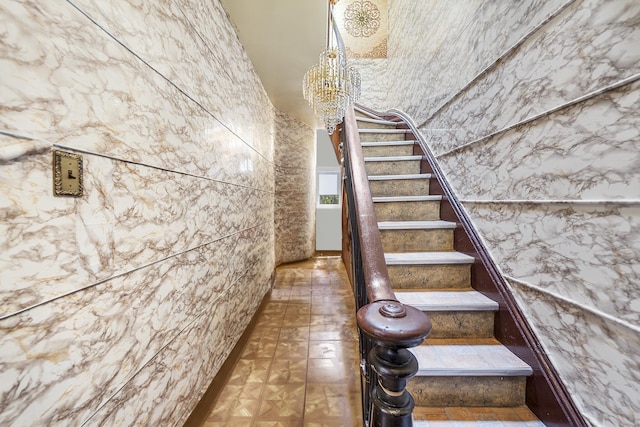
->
[365,155,421,162]
[374,198,441,221]
[395,290,498,312]
[380,222,454,252]
[386,252,473,289]
[408,342,532,407]
[364,156,421,175]
[373,196,441,203]
[369,174,432,197]
[354,106,384,120]
[356,117,400,126]
[361,140,415,146]
[359,128,413,142]
[359,128,412,133]
[368,174,431,180]
[411,342,532,377]
[362,140,414,157]
[385,252,474,265]
[396,290,497,338]
[379,220,456,230]
[412,406,545,426]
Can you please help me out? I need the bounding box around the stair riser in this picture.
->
[408,376,527,407]
[365,160,421,176]
[387,265,471,289]
[363,145,414,157]
[374,201,440,221]
[360,132,411,142]
[423,311,495,338]
[357,122,397,129]
[369,179,430,197]
[381,229,454,252]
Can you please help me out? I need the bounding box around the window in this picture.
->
[318,171,340,206]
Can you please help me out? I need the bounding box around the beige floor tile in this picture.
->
[279,326,310,341]
[200,257,362,426]
[267,359,308,384]
[274,340,309,359]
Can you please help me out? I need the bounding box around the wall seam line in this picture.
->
[65,0,274,166]
[53,142,274,193]
[418,0,577,127]
[79,267,254,426]
[0,130,272,192]
[504,274,640,334]
[0,221,271,322]
[434,72,640,158]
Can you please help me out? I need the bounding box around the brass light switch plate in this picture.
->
[53,150,83,197]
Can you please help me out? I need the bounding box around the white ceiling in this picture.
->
[220,0,328,127]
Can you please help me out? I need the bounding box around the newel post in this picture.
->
[358,301,431,427]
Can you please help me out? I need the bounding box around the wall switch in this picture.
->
[53,150,83,197]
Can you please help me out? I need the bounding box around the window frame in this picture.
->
[316,168,342,209]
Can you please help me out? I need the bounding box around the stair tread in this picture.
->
[395,290,499,311]
[414,420,543,426]
[358,128,412,133]
[356,117,402,126]
[373,195,441,202]
[379,220,456,229]
[354,106,386,120]
[365,155,421,162]
[386,252,474,265]
[410,344,533,377]
[361,140,415,146]
[413,406,544,426]
[369,174,431,180]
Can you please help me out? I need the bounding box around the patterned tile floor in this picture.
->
[190,256,542,426]
[200,256,363,426]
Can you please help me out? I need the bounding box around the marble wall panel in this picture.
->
[424,0,640,154]
[0,225,268,426]
[274,110,316,265]
[86,225,273,426]
[68,0,274,160]
[175,0,276,159]
[352,58,390,111]
[464,202,640,325]
[0,0,277,425]
[84,302,230,426]
[0,0,274,190]
[385,0,567,121]
[439,80,640,201]
[0,143,271,316]
[508,279,640,426]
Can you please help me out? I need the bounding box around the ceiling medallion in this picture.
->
[344,1,380,38]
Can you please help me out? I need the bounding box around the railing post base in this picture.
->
[370,384,414,427]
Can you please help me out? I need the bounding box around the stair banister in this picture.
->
[341,105,432,427]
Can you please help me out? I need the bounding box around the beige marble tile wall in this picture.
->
[274,110,316,265]
[0,0,278,425]
[364,0,639,425]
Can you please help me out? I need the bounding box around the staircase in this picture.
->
[354,108,545,426]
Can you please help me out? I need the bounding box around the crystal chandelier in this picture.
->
[303,1,361,134]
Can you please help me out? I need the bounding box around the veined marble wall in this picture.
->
[359,0,640,425]
[0,0,279,425]
[274,110,316,265]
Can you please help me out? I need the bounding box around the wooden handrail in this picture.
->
[341,104,431,426]
[343,106,396,303]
